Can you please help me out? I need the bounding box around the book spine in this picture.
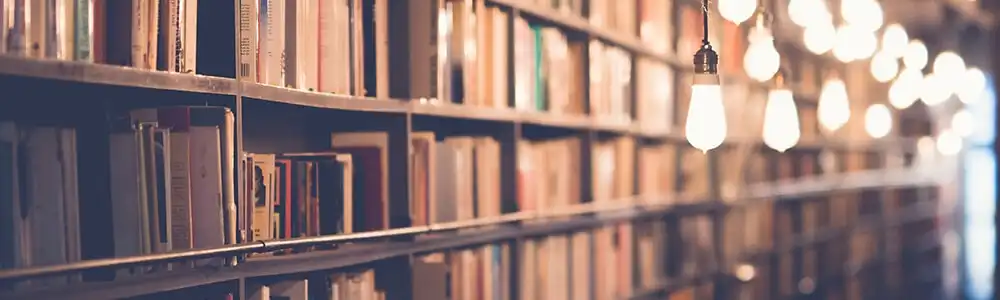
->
[54,0,74,59]
[4,0,27,55]
[256,0,267,82]
[146,0,159,68]
[130,0,147,68]
[316,0,333,92]
[238,0,257,82]
[25,0,44,58]
[72,0,91,61]
[302,0,317,90]
[181,0,196,72]
[266,0,283,86]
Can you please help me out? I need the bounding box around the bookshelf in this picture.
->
[0,0,955,300]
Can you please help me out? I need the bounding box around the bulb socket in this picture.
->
[693,45,719,74]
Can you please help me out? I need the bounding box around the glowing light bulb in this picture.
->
[685,74,727,152]
[719,0,757,24]
[788,0,832,28]
[936,129,962,155]
[903,40,928,70]
[817,78,851,132]
[888,68,922,109]
[919,73,951,106]
[864,104,892,138]
[951,109,975,137]
[744,29,780,82]
[803,23,836,54]
[870,51,898,82]
[762,88,801,152]
[958,67,986,104]
[881,24,908,58]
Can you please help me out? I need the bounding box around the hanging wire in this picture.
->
[702,0,711,45]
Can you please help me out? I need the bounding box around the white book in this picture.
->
[132,0,150,68]
[54,0,74,59]
[238,0,258,81]
[181,0,197,72]
[109,131,146,277]
[24,127,72,287]
[317,0,336,93]
[264,0,284,86]
[189,126,224,264]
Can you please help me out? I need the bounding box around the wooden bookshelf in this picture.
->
[0,0,955,299]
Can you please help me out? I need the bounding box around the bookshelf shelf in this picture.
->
[241,83,410,113]
[0,55,235,95]
[0,169,938,300]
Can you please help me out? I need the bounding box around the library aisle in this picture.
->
[0,0,989,299]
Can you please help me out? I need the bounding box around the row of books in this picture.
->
[0,0,199,72]
[0,106,907,288]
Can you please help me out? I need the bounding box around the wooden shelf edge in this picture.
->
[0,55,236,95]
[0,203,722,300]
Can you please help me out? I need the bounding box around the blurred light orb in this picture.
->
[870,51,898,82]
[833,25,859,62]
[888,68,922,109]
[951,109,975,137]
[919,73,951,106]
[789,0,833,28]
[719,0,757,24]
[902,40,928,70]
[936,129,963,156]
[864,104,893,138]
[803,23,836,54]
[958,67,987,104]
[853,29,878,60]
[933,51,965,76]
[843,0,883,32]
[881,24,908,58]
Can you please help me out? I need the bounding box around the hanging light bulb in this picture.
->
[951,109,975,137]
[864,103,892,138]
[881,24,909,58]
[936,129,963,155]
[902,40,928,70]
[686,0,726,152]
[888,67,922,109]
[818,77,851,132]
[720,0,757,24]
[803,22,836,54]
[762,74,800,152]
[919,73,951,106]
[788,0,832,28]
[958,67,986,104]
[744,9,780,82]
[870,50,898,82]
